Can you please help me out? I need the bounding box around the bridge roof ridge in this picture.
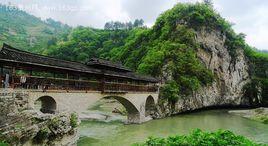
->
[87,58,132,72]
[2,43,87,65]
[0,43,102,74]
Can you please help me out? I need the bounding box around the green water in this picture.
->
[77,110,268,146]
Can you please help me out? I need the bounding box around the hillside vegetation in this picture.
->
[0,4,70,53]
[244,46,268,105]
[47,2,267,103]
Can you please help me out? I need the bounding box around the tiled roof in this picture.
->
[87,58,132,72]
[0,43,101,74]
[0,43,159,83]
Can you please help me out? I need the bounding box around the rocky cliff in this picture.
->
[0,90,79,146]
[156,28,252,117]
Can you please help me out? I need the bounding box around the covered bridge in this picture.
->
[0,43,159,92]
[0,43,159,123]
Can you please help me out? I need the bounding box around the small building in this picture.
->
[0,43,159,93]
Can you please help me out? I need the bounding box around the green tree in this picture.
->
[203,0,213,6]
[133,19,144,28]
[160,81,180,103]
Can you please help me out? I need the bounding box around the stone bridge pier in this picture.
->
[25,90,159,124]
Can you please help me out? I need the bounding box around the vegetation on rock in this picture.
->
[70,113,79,128]
[132,129,266,146]
[160,81,180,103]
[244,46,268,105]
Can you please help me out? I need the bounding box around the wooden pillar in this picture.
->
[0,66,3,88]
[0,66,3,75]
[98,73,105,92]
[66,73,69,90]
[101,77,105,92]
[11,67,16,88]
[66,73,69,79]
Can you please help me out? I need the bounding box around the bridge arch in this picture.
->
[34,96,57,114]
[145,95,156,117]
[103,95,140,123]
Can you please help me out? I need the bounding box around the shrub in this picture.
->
[133,129,265,146]
[258,116,268,124]
[70,113,78,128]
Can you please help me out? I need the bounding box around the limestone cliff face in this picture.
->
[156,28,251,117]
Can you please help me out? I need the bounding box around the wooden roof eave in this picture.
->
[0,58,102,75]
[0,59,158,82]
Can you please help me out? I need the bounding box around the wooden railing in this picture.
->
[6,76,158,93]
[104,82,157,92]
[12,76,101,91]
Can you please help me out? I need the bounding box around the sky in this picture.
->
[0,0,268,51]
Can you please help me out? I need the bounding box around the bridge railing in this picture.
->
[12,76,101,91]
[8,76,158,92]
[104,82,158,93]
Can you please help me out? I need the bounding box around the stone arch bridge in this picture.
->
[23,90,159,123]
[0,44,160,124]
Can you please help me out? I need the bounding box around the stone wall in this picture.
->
[0,90,79,146]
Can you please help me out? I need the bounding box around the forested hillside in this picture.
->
[47,2,268,104]
[0,4,71,53]
[45,20,146,62]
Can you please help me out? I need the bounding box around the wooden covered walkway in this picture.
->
[0,43,159,93]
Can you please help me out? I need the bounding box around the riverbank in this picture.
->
[229,107,268,124]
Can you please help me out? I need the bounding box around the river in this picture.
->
[77,100,268,146]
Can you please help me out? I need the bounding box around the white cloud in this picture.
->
[215,1,268,51]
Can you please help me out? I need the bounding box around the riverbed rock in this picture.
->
[229,108,268,124]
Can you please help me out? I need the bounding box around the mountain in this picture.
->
[0,4,71,53]
[1,3,267,116]
[47,3,268,116]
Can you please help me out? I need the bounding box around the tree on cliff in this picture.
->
[104,19,144,30]
[203,0,213,6]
